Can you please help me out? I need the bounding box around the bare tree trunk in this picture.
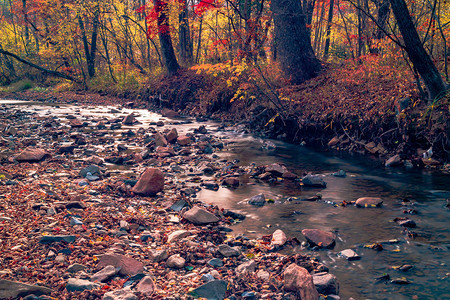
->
[389,0,447,100]
[179,0,193,66]
[323,0,334,59]
[153,0,180,75]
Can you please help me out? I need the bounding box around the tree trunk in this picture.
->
[153,0,180,75]
[389,0,447,100]
[323,0,334,59]
[179,0,193,66]
[77,4,100,79]
[271,0,321,85]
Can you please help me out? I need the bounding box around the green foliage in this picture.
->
[9,79,34,92]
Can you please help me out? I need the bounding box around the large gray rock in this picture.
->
[355,197,383,208]
[103,289,138,300]
[302,174,327,187]
[313,272,339,295]
[283,263,319,300]
[66,278,98,292]
[97,254,144,276]
[131,168,164,196]
[189,280,228,300]
[183,206,219,225]
[16,148,50,162]
[0,279,52,298]
[135,276,155,296]
[302,229,336,249]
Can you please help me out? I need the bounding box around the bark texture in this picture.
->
[272,0,321,85]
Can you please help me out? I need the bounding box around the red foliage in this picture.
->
[194,0,217,15]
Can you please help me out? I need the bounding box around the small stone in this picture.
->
[135,276,155,296]
[55,254,65,263]
[189,280,228,300]
[328,137,340,146]
[70,217,83,226]
[177,135,192,146]
[150,249,168,263]
[218,244,241,257]
[154,132,168,147]
[103,289,138,300]
[97,254,144,276]
[167,230,191,243]
[257,270,270,281]
[66,278,98,292]
[122,114,138,125]
[208,258,223,267]
[385,155,402,167]
[313,272,339,295]
[355,197,383,208]
[183,206,219,225]
[394,217,416,228]
[249,194,265,206]
[332,170,346,177]
[39,235,76,244]
[16,148,50,162]
[302,174,327,187]
[221,177,240,187]
[166,128,178,143]
[271,229,287,247]
[302,229,336,249]
[265,163,288,176]
[91,265,117,282]
[236,260,257,275]
[339,249,360,261]
[80,165,101,178]
[166,254,185,269]
[66,263,87,274]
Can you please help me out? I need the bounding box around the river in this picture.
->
[2,99,449,299]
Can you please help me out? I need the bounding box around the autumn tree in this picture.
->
[389,0,447,100]
[271,0,321,84]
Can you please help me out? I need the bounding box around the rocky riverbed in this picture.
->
[0,100,343,299]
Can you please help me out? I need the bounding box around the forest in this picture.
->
[0,0,449,299]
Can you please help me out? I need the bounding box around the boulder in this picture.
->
[150,249,168,263]
[302,174,327,188]
[355,197,383,208]
[302,229,336,249]
[177,135,192,146]
[97,254,144,276]
[166,128,178,143]
[166,254,185,269]
[183,206,219,225]
[249,194,265,206]
[283,264,319,300]
[313,272,339,295]
[66,263,87,274]
[103,289,138,300]
[0,279,52,298]
[135,276,155,296]
[271,229,287,247]
[131,168,164,196]
[161,108,179,118]
[16,148,50,162]
[66,278,98,292]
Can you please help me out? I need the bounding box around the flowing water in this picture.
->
[2,99,449,299]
